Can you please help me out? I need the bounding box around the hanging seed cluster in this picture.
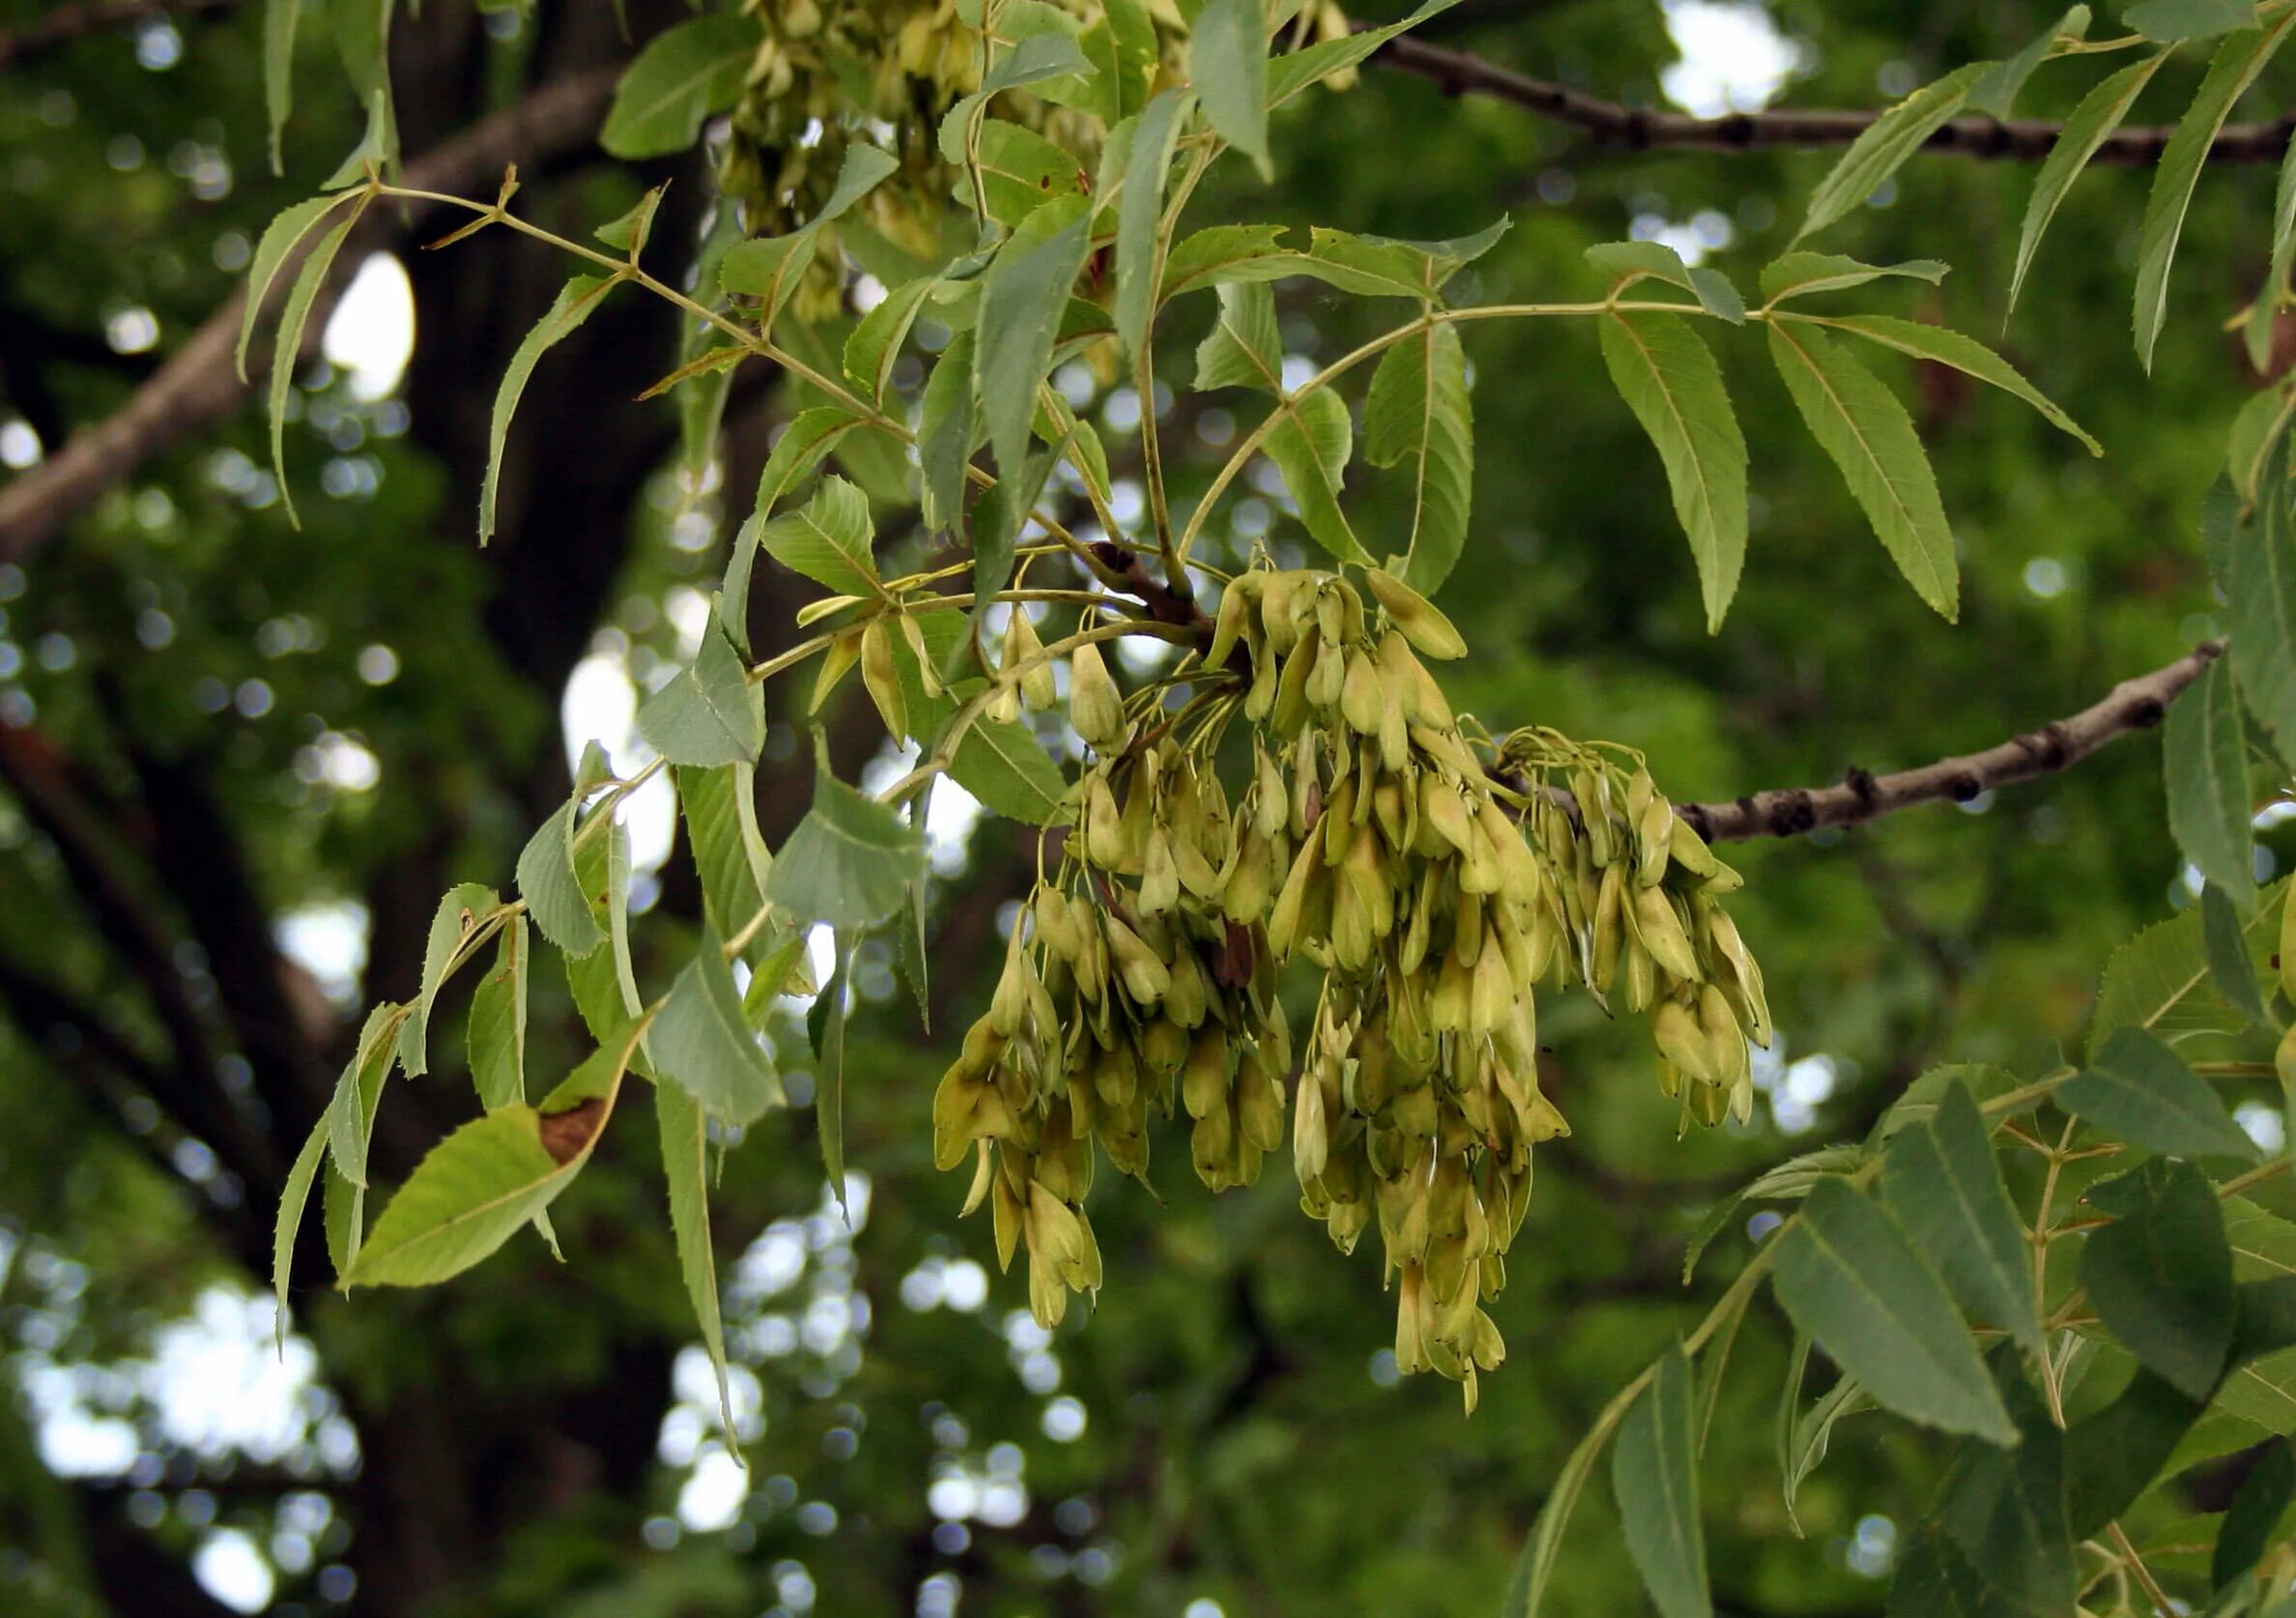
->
[933,564,1768,1406]
[718,1,1362,318]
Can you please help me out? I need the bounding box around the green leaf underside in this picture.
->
[468,913,530,1112]
[1782,1365,1872,1534]
[1266,0,1467,106]
[2088,881,2286,1060]
[763,773,927,931]
[727,410,865,645]
[1364,320,1476,594]
[1193,0,1271,176]
[1264,388,1370,564]
[481,275,617,545]
[2230,445,2296,766]
[273,1118,329,1343]
[2060,1025,2263,1161]
[1758,251,1948,304]
[2128,0,2260,45]
[2011,54,2167,309]
[1968,7,2090,120]
[1598,311,1748,632]
[2081,1159,2236,1401]
[1611,1342,1711,1618]
[761,476,880,597]
[398,882,496,1080]
[1811,314,2100,453]
[2163,654,2255,900]
[677,764,771,944]
[599,14,763,159]
[2133,18,2296,370]
[651,926,782,1128]
[343,1026,638,1287]
[640,609,765,771]
[2249,128,2296,370]
[1880,1081,2043,1358]
[815,938,856,1213]
[1796,64,1990,242]
[1766,321,1957,620]
[326,1003,403,1191]
[1771,1178,2016,1443]
[517,798,606,958]
[268,207,364,530]
[2202,881,2272,1026]
[977,198,1094,479]
[240,195,353,380]
[262,0,300,173]
[1114,87,1191,359]
[657,1083,737,1438]
[1682,1142,1867,1283]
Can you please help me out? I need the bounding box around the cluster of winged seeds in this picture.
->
[934,564,1767,1405]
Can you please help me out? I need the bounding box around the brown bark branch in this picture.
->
[1679,640,2224,843]
[1371,33,2294,164]
[0,62,619,567]
[0,0,240,68]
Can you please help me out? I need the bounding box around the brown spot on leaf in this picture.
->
[537,1097,606,1166]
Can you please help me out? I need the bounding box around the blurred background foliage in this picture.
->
[0,1,2280,1614]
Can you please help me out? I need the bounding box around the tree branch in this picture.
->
[0,0,239,69]
[1679,640,2223,843]
[1371,33,2293,164]
[0,951,268,1265]
[0,62,619,567]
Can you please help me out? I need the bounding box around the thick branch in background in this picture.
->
[1371,33,2295,162]
[1679,640,2224,842]
[0,63,619,566]
[0,0,238,68]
